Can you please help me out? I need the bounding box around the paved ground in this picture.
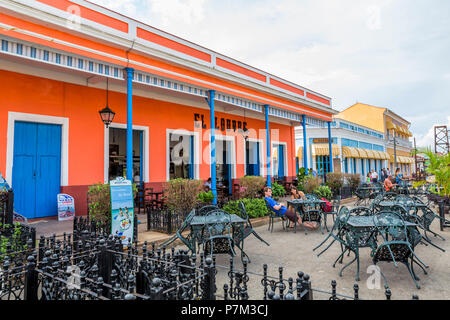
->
[29,199,450,300]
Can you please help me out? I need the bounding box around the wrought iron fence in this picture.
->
[1,231,215,300]
[0,189,13,226]
[73,215,138,243]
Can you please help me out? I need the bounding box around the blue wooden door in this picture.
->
[278,145,284,177]
[12,122,61,219]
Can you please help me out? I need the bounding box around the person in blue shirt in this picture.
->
[395,168,403,185]
[264,187,316,229]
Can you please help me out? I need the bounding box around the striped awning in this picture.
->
[311,144,341,157]
[379,151,390,160]
[365,149,376,159]
[357,148,369,158]
[342,146,360,158]
[372,150,383,159]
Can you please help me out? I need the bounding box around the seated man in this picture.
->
[384,175,397,192]
[264,187,316,229]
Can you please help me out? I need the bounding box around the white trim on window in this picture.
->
[166,129,200,181]
[243,138,264,177]
[6,111,69,186]
[271,141,288,177]
[209,134,237,179]
[104,123,150,183]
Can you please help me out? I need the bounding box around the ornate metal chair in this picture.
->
[354,187,371,207]
[349,206,373,216]
[196,205,220,216]
[159,210,196,254]
[203,213,236,257]
[234,201,270,262]
[322,196,341,232]
[372,211,429,289]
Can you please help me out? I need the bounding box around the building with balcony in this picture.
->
[295,117,389,180]
[335,103,414,177]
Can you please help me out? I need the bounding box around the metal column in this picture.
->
[302,115,308,175]
[207,90,217,205]
[265,105,271,187]
[328,121,333,173]
[125,67,134,181]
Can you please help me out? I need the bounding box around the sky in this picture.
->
[94,0,450,148]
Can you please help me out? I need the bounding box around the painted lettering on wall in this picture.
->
[194,113,247,133]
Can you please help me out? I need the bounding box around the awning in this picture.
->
[373,150,383,159]
[311,144,341,157]
[342,146,360,158]
[365,149,377,159]
[382,151,391,160]
[357,148,369,158]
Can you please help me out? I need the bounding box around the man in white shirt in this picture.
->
[371,169,379,183]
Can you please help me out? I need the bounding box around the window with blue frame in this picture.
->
[246,141,260,176]
[316,155,330,175]
[353,158,357,174]
[272,144,286,177]
[344,158,348,173]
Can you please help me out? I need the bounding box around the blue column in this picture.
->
[302,115,308,175]
[264,105,271,187]
[208,90,217,205]
[125,67,134,181]
[328,121,333,172]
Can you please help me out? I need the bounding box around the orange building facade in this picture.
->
[0,0,335,218]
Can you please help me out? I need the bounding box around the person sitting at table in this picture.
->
[395,168,403,185]
[384,174,397,192]
[204,177,212,191]
[264,187,317,229]
[290,186,305,200]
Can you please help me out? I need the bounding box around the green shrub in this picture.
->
[303,175,321,194]
[296,167,308,192]
[271,182,286,200]
[197,190,214,204]
[425,149,450,197]
[239,176,266,198]
[313,185,332,200]
[164,178,204,215]
[344,173,361,190]
[223,198,269,219]
[326,172,344,196]
[87,182,137,226]
[87,183,111,225]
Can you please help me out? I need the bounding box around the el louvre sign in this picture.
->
[194,113,248,132]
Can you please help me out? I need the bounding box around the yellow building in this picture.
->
[336,103,414,177]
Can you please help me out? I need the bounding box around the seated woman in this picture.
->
[395,168,403,185]
[264,187,316,229]
[290,186,306,200]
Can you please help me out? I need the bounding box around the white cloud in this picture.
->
[90,0,450,140]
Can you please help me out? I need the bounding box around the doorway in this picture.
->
[215,138,235,195]
[245,140,261,176]
[108,128,143,184]
[12,121,62,219]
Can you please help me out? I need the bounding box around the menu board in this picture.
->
[110,177,134,245]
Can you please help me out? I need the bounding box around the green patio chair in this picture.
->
[159,209,196,254]
[372,211,429,289]
[264,198,287,233]
[203,212,236,257]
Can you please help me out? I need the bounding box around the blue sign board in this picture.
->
[110,177,134,245]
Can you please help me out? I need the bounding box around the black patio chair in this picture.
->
[196,205,220,216]
[372,211,429,289]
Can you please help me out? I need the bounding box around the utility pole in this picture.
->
[414,137,418,179]
[393,132,397,171]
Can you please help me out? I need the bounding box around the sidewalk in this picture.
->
[28,195,358,243]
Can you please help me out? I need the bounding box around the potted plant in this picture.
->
[425,150,450,211]
[163,178,204,216]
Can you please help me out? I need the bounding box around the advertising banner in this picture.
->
[57,194,75,221]
[110,177,134,244]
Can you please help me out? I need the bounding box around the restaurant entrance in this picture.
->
[108,128,143,184]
